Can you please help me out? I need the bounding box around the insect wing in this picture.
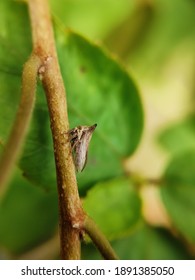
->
[69,124,97,172]
[74,138,88,172]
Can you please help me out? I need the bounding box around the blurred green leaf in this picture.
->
[50,0,133,39]
[104,0,155,60]
[0,0,31,141]
[0,170,58,255]
[0,0,31,71]
[129,0,195,75]
[161,151,195,242]
[83,177,141,240]
[112,224,191,260]
[158,115,195,155]
[50,0,195,75]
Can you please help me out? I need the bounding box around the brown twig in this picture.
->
[27,0,84,259]
[83,216,119,260]
[26,0,118,260]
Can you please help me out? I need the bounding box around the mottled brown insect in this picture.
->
[68,124,97,172]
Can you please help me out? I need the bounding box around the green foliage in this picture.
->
[0,170,58,254]
[112,225,190,260]
[83,177,141,240]
[82,224,190,260]
[0,0,31,141]
[161,151,195,243]
[128,0,195,74]
[158,115,195,155]
[20,30,143,193]
[57,32,143,193]
[159,117,195,243]
[50,0,133,39]
[0,0,195,260]
[0,0,144,257]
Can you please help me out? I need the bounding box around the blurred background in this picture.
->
[1,0,195,259]
[50,0,195,259]
[51,0,195,232]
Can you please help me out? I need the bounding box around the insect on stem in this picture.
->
[68,124,97,172]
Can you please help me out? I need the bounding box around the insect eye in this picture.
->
[69,131,74,135]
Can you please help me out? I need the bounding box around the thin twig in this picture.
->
[27,0,84,259]
[0,54,41,199]
[83,216,119,260]
[27,0,119,260]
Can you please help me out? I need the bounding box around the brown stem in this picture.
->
[27,0,84,259]
[0,54,41,199]
[83,216,119,260]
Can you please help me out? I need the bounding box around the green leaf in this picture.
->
[112,224,191,260]
[0,0,31,141]
[160,150,195,242]
[0,170,58,254]
[83,177,142,240]
[56,31,143,192]
[19,89,57,191]
[15,31,143,193]
[50,0,133,40]
[0,0,31,71]
[130,0,195,75]
[158,115,195,155]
